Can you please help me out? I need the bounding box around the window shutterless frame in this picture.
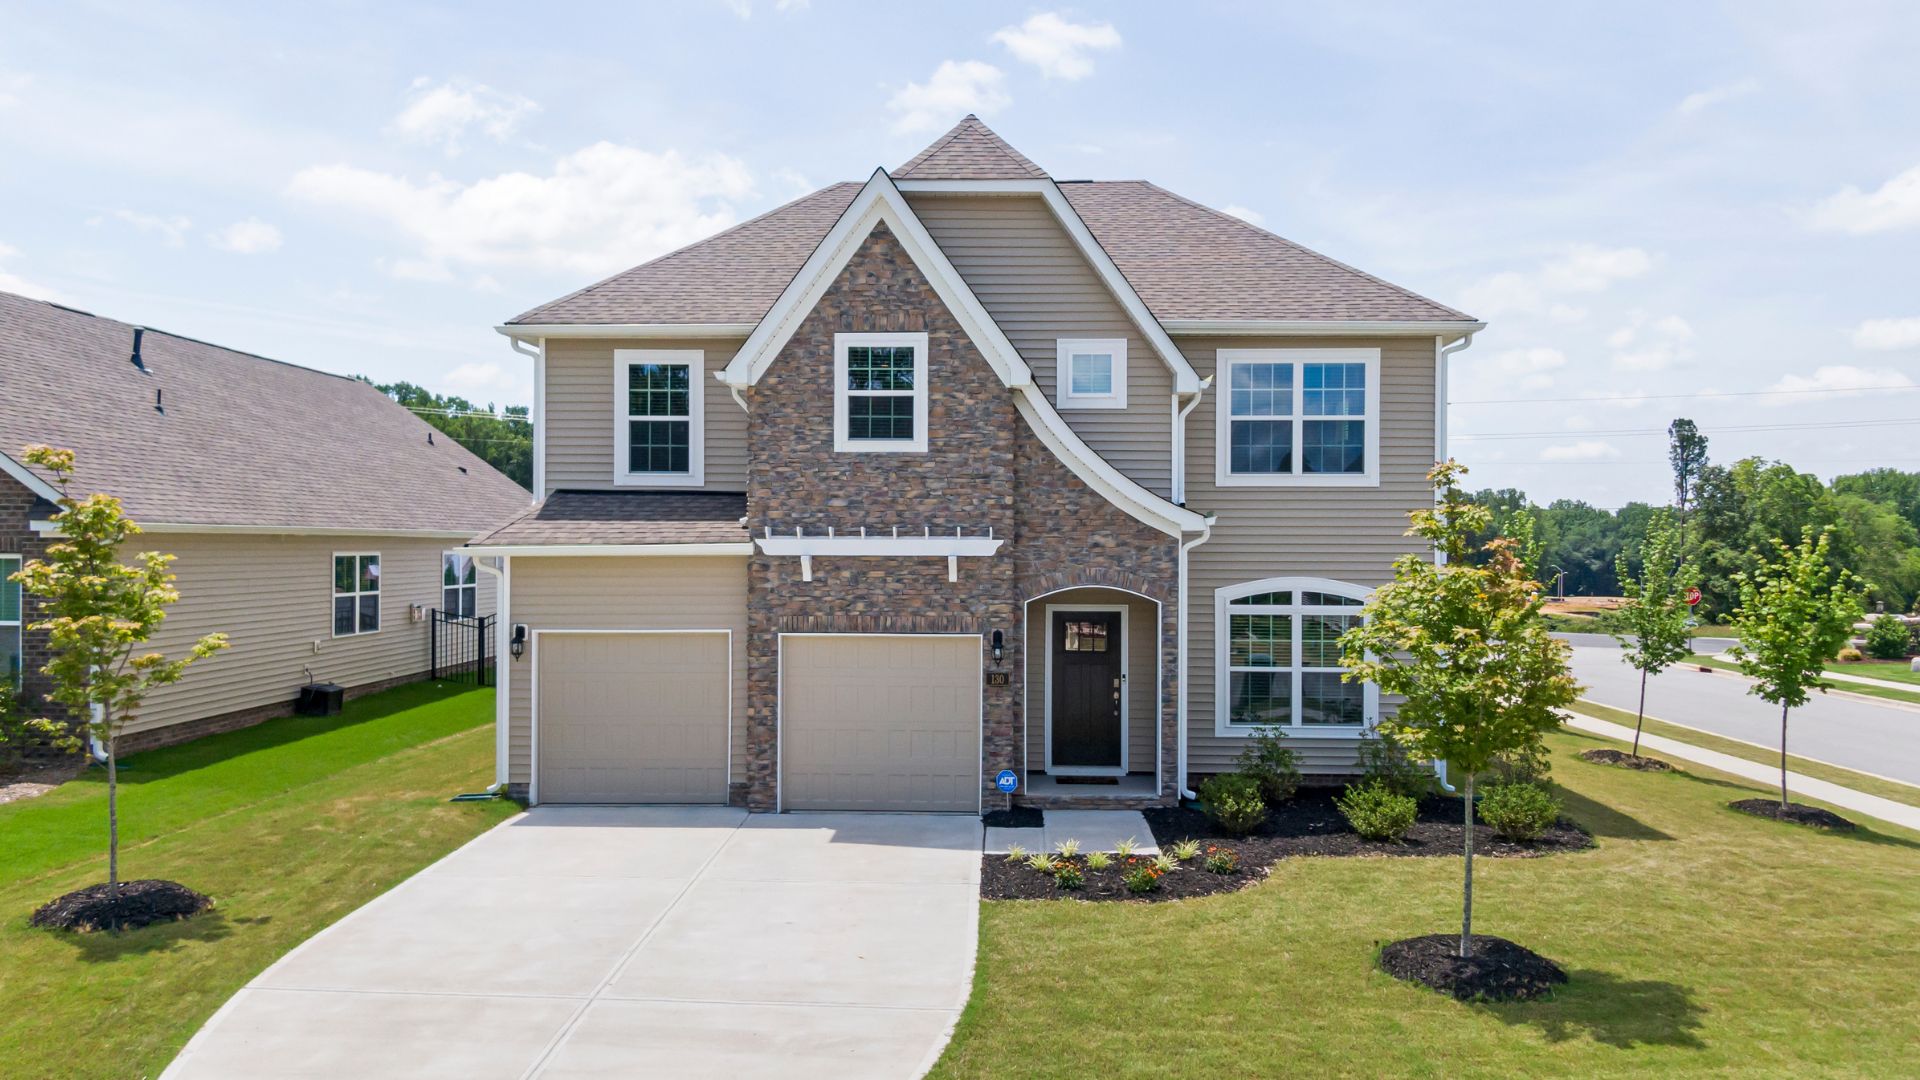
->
[1055,338,1128,410]
[0,554,21,688]
[331,552,381,638]
[1213,576,1378,737]
[442,551,478,618]
[614,349,705,486]
[1215,347,1380,487]
[833,332,929,453]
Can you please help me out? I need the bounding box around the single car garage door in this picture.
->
[537,632,729,804]
[781,634,980,813]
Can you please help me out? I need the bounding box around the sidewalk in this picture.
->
[1703,652,1920,711]
[1563,711,1920,833]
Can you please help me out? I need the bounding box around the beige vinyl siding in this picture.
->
[1024,588,1158,776]
[909,193,1175,498]
[504,555,748,788]
[1181,336,1436,775]
[542,337,748,496]
[132,533,496,736]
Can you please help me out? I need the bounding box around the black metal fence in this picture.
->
[430,610,494,686]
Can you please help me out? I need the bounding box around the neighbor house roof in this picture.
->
[506,118,1473,329]
[467,491,749,548]
[0,290,531,534]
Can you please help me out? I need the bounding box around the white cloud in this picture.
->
[887,60,1010,135]
[1220,204,1265,226]
[992,13,1122,80]
[1607,312,1694,372]
[208,218,283,254]
[288,141,756,279]
[389,77,539,155]
[1763,364,1917,404]
[1851,316,1920,350]
[441,361,532,405]
[1460,245,1654,318]
[0,242,63,302]
[1540,440,1621,462]
[1810,163,1920,234]
[0,71,28,109]
[1488,346,1568,390]
[1676,78,1760,115]
[110,208,193,246]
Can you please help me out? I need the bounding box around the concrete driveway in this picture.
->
[164,806,982,1080]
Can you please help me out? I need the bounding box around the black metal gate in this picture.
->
[430,610,494,686]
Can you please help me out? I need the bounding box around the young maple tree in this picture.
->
[1341,460,1580,959]
[1610,513,1698,756]
[9,445,228,924]
[1726,528,1862,809]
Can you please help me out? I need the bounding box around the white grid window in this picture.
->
[333,553,380,637]
[834,332,929,453]
[1215,578,1377,735]
[442,552,477,618]
[615,349,705,486]
[1056,338,1128,409]
[1216,348,1380,486]
[1,555,21,687]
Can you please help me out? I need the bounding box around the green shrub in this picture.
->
[1121,857,1164,893]
[1051,859,1084,890]
[1202,845,1240,874]
[1357,729,1433,797]
[1234,725,1301,805]
[1838,646,1865,662]
[1084,851,1111,871]
[1479,781,1561,841]
[1198,773,1268,835]
[1168,838,1201,862]
[1336,779,1417,841]
[1865,615,1914,660]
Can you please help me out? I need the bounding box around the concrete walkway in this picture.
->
[1564,711,1920,833]
[982,809,1159,856]
[164,807,982,1080]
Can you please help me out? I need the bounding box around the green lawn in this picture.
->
[0,681,516,1080]
[932,730,1920,1078]
[1686,653,1920,708]
[1838,659,1920,687]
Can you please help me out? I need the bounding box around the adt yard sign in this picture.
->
[995,770,1018,793]
[1685,586,1702,607]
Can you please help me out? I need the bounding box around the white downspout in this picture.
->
[1428,332,1473,791]
[506,334,545,501]
[1170,376,1212,506]
[1176,515,1216,800]
[716,370,750,414]
[475,555,510,791]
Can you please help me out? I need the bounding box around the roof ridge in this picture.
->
[1127,182,1474,321]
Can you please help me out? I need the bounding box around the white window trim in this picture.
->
[614,349,705,487]
[1056,338,1128,410]
[1213,576,1378,738]
[833,332,929,454]
[332,552,381,638]
[1215,347,1380,487]
[1042,603,1129,777]
[1,553,20,688]
[442,551,478,617]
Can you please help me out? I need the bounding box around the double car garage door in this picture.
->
[537,633,979,812]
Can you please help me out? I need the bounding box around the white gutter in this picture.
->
[474,555,510,791]
[1176,515,1217,799]
[33,521,486,539]
[1163,319,1486,338]
[498,323,757,342]
[1170,375,1213,505]
[455,542,754,557]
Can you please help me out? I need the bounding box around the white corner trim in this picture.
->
[893,178,1201,393]
[455,543,754,557]
[613,349,706,487]
[720,169,1032,390]
[1165,319,1485,339]
[0,452,61,503]
[498,323,758,341]
[1056,338,1128,410]
[1012,388,1208,538]
[1212,576,1378,738]
[832,332,929,454]
[532,337,547,498]
[1214,347,1381,488]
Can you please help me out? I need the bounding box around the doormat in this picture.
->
[1055,776,1119,786]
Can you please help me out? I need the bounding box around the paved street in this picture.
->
[1567,643,1920,787]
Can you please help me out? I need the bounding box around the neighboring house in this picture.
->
[473,116,1482,812]
[0,291,532,751]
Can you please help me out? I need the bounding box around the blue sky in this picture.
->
[3,1,1917,508]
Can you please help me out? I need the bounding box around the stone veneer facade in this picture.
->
[742,223,1177,811]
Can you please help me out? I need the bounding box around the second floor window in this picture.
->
[616,349,705,486]
[1056,338,1128,409]
[834,332,929,453]
[1217,348,1379,486]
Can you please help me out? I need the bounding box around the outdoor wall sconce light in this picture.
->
[510,623,528,661]
[991,629,1004,663]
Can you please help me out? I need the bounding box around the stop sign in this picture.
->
[1685,586,1702,607]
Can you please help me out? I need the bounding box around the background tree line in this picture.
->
[358,378,533,491]
[1468,420,1920,618]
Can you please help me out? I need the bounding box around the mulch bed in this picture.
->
[1579,748,1674,772]
[30,879,213,932]
[981,805,1043,829]
[1378,933,1568,1001]
[979,790,1592,902]
[1729,798,1856,831]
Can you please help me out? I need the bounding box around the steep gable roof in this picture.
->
[892,115,1050,181]
[0,290,531,533]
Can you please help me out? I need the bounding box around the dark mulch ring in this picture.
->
[1579,748,1675,772]
[1729,798,1856,831]
[30,879,214,932]
[1378,933,1568,1001]
[981,805,1043,829]
[980,851,1257,902]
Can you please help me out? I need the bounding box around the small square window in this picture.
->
[1056,339,1127,409]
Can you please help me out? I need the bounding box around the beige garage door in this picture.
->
[537,632,729,804]
[781,635,980,813]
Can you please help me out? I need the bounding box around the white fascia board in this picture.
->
[755,535,1004,557]
[1164,319,1486,340]
[455,542,754,557]
[497,323,757,343]
[896,178,1201,394]
[141,523,487,539]
[1,452,62,503]
[1013,387,1208,538]
[719,169,1032,390]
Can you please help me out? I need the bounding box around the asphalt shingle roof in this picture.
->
[892,115,1051,180]
[468,491,749,547]
[0,291,532,533]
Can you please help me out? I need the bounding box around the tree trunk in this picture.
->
[1460,771,1475,959]
[107,730,120,933]
[1779,703,1790,810]
[1633,667,1648,757]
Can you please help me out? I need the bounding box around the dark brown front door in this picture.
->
[1050,610,1122,769]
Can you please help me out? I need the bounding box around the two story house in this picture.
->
[470,117,1481,813]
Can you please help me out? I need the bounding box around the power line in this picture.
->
[1469,456,1920,468]
[404,405,532,422]
[1456,416,1920,441]
[1452,383,1920,406]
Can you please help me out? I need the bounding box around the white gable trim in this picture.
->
[894,178,1202,394]
[719,169,1032,389]
[0,452,62,503]
[1013,388,1209,538]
